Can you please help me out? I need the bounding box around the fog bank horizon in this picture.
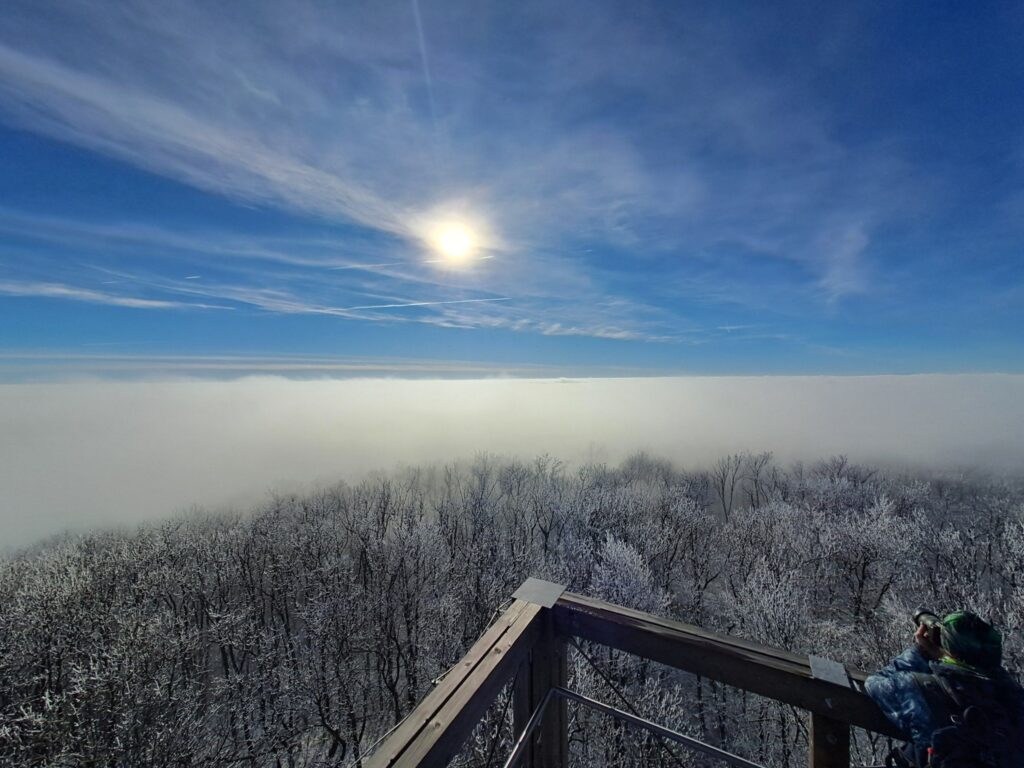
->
[2,374,1022,549]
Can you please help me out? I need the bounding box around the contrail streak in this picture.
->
[423,254,495,264]
[411,0,439,173]
[328,261,406,271]
[331,254,495,269]
[411,0,437,126]
[341,297,511,311]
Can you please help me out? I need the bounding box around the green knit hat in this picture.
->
[941,611,1002,670]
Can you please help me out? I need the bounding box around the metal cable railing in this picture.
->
[503,686,766,768]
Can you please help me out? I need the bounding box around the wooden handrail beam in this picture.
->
[552,590,901,739]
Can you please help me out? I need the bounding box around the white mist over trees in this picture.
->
[2,452,1024,767]
[3,374,1023,549]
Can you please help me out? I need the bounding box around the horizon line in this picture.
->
[0,351,1022,383]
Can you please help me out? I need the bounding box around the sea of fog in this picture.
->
[2,374,1022,550]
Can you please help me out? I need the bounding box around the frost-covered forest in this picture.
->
[2,452,1024,767]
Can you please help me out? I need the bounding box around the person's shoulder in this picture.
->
[866,666,930,703]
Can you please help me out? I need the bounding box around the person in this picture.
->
[865,610,1024,768]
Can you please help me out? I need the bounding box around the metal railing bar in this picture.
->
[566,635,688,768]
[554,687,767,768]
[500,687,557,768]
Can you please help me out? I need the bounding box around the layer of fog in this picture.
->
[2,375,1022,550]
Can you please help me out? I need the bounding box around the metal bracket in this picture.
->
[808,655,851,689]
[512,578,566,608]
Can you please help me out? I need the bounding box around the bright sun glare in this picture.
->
[432,223,476,266]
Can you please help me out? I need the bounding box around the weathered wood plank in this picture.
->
[366,599,538,768]
[380,601,545,768]
[553,592,901,739]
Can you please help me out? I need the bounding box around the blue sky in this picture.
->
[0,1,1022,377]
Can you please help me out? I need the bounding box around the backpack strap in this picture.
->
[909,672,960,730]
[931,670,966,710]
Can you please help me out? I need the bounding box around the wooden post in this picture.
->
[513,609,568,768]
[809,713,849,768]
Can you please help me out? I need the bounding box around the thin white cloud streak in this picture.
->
[0,353,572,381]
[410,0,438,136]
[1,375,1022,549]
[815,220,871,303]
[0,207,401,270]
[82,266,513,323]
[328,262,407,271]
[339,296,510,311]
[0,280,232,310]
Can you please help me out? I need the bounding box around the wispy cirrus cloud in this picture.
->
[0,0,937,346]
[0,203,689,341]
[0,280,231,310]
[0,42,410,236]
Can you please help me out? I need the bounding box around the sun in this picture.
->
[431,223,476,266]
[414,205,493,268]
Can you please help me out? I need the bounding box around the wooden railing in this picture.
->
[366,579,902,768]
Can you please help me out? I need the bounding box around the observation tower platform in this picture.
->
[365,578,900,768]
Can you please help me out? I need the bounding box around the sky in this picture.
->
[1,3,1024,547]
[0,1,1021,375]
